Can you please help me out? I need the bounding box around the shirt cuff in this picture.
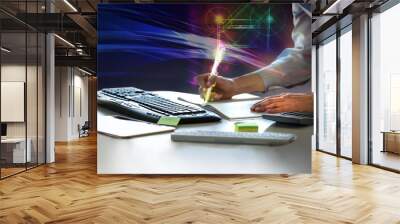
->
[256,68,284,91]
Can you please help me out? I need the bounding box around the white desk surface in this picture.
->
[97,91,312,174]
[1,138,27,144]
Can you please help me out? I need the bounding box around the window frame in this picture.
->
[315,22,353,160]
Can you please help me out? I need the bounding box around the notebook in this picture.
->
[98,115,175,138]
[178,94,262,119]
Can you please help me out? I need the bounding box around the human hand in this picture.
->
[196,73,238,101]
[251,93,313,113]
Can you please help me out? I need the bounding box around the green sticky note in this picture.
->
[157,116,181,127]
[234,122,259,132]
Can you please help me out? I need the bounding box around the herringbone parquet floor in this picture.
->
[1,135,400,224]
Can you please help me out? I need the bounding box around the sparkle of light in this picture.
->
[215,15,224,25]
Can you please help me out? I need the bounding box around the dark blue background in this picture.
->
[98,4,293,93]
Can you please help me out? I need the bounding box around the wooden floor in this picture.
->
[1,135,400,224]
[372,150,400,171]
[1,167,26,178]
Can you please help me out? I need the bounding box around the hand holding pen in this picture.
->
[203,45,226,103]
[196,73,237,102]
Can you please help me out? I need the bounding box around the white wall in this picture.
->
[55,67,89,141]
[1,65,26,138]
[1,64,42,138]
[73,73,89,138]
[55,66,69,141]
[1,63,46,164]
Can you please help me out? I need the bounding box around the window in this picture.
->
[370,2,400,171]
[0,1,47,179]
[317,36,337,154]
[339,29,352,158]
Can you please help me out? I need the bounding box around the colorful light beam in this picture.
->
[204,42,226,103]
[211,43,225,75]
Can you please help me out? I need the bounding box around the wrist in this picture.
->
[233,74,265,94]
[232,78,245,95]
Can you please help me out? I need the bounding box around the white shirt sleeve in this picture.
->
[256,3,312,90]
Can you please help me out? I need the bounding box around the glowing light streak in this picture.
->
[211,44,225,76]
[204,38,226,103]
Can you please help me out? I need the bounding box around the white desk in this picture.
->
[97,91,312,174]
[1,138,32,163]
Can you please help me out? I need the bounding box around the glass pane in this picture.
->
[1,30,28,177]
[38,33,45,165]
[26,0,39,169]
[371,3,400,171]
[340,30,352,158]
[318,38,337,154]
[0,1,46,178]
[27,31,38,169]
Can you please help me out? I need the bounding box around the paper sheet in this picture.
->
[178,93,260,105]
[205,100,262,119]
[178,93,259,105]
[178,94,262,119]
[98,115,175,138]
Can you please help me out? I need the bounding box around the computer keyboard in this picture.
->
[262,112,313,126]
[97,87,221,124]
[171,130,296,146]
